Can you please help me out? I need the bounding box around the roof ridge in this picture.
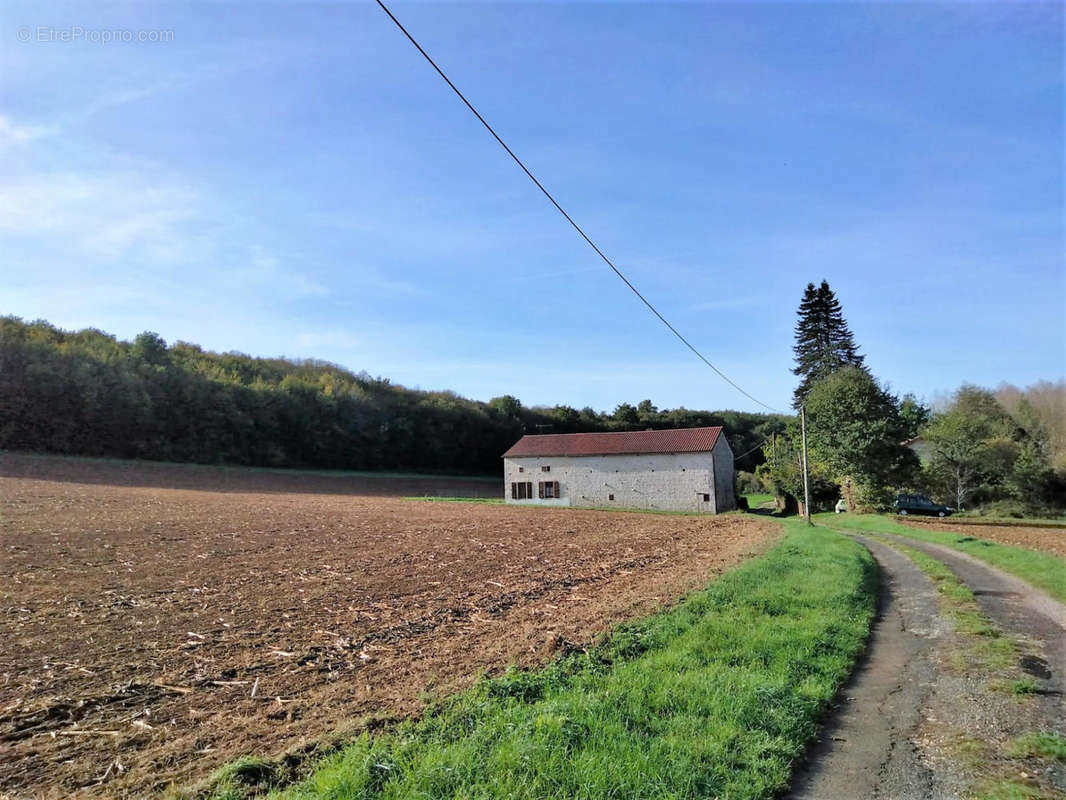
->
[521,425,721,438]
[502,426,724,458]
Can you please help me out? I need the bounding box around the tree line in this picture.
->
[0,316,785,475]
[756,281,1064,515]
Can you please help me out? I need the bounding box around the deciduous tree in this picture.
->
[804,367,919,508]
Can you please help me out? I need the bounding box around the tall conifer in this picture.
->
[792,280,866,408]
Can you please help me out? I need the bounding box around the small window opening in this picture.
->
[703,493,711,502]
[541,465,550,472]
[608,494,615,501]
[538,480,561,499]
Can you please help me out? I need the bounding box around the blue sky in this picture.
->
[1,1,1062,413]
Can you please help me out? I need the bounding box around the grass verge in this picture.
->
[189,520,875,800]
[817,513,1066,603]
[402,496,731,516]
[1006,732,1066,761]
[743,493,775,509]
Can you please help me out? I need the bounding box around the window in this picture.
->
[518,466,524,473]
[703,493,711,503]
[511,481,533,500]
[541,465,550,472]
[608,494,615,501]
[538,480,560,499]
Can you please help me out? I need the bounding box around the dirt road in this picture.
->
[789,528,1066,799]
[877,531,1066,725]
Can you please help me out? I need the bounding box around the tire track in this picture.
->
[875,531,1066,735]
[789,528,1066,800]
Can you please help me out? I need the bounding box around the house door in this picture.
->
[695,490,714,513]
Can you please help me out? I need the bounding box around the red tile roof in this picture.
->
[502,426,724,458]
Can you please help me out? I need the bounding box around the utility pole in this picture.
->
[800,405,812,525]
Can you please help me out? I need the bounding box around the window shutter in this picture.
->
[527,481,532,498]
[511,482,516,499]
[554,481,560,498]
[538,482,545,499]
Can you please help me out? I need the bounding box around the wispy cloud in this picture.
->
[687,296,769,313]
[0,170,198,261]
[0,114,53,146]
[227,245,328,299]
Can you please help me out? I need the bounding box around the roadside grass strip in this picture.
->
[197,521,875,800]
[743,493,775,509]
[1007,732,1066,762]
[817,513,1066,603]
[971,778,1062,800]
[403,496,722,516]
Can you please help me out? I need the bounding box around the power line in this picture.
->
[732,440,768,463]
[373,0,784,414]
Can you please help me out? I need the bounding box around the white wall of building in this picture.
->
[503,440,735,513]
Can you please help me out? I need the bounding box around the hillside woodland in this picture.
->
[0,317,785,475]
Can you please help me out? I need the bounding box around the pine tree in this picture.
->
[792,280,866,408]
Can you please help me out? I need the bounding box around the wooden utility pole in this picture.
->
[800,405,812,525]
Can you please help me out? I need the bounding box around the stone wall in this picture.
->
[503,444,733,513]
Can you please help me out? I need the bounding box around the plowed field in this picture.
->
[0,454,777,798]
[902,519,1066,558]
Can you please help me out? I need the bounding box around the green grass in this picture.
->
[971,777,1056,800]
[1006,732,1066,761]
[193,520,876,800]
[1010,678,1041,696]
[744,493,775,509]
[403,496,721,516]
[817,513,1066,603]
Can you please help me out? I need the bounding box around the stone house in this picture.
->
[502,426,736,513]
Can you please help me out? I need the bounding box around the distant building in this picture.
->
[903,436,934,464]
[502,426,736,513]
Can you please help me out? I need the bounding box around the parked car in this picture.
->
[893,494,953,517]
[834,498,848,513]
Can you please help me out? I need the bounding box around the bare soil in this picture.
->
[0,453,777,799]
[902,519,1066,558]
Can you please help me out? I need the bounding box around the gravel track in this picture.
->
[789,528,1066,800]
[876,531,1066,732]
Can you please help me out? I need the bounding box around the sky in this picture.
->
[1,1,1062,414]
